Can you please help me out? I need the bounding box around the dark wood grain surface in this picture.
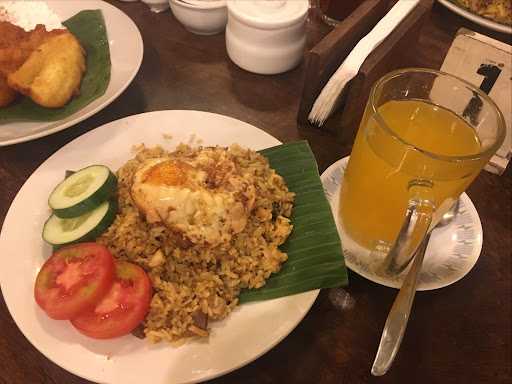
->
[1,2,511,384]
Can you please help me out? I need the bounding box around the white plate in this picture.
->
[321,157,483,291]
[0,0,143,146]
[438,0,512,34]
[0,110,319,384]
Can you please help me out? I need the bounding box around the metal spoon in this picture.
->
[371,200,460,376]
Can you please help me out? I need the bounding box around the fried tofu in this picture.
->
[7,31,86,108]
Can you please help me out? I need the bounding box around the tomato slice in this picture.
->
[34,243,115,320]
[71,261,152,339]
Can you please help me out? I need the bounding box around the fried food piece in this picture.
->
[7,31,86,108]
[0,21,27,106]
[0,21,67,107]
[0,73,16,106]
[0,21,30,75]
[0,22,66,76]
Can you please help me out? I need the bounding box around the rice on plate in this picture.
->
[97,143,295,343]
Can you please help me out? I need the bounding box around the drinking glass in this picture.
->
[338,68,506,276]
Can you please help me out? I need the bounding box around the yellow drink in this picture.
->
[339,99,483,250]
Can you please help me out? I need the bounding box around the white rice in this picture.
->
[0,1,63,31]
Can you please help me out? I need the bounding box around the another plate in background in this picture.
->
[0,0,143,146]
[438,0,512,34]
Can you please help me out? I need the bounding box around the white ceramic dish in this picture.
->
[169,0,227,35]
[226,0,309,74]
[438,0,512,34]
[321,157,484,291]
[142,0,170,13]
[0,110,319,384]
[0,0,143,147]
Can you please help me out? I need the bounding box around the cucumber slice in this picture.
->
[49,165,117,218]
[43,200,118,246]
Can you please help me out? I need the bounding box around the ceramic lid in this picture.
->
[227,0,308,29]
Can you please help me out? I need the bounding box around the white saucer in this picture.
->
[321,157,483,291]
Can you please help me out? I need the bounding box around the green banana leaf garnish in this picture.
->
[240,141,348,303]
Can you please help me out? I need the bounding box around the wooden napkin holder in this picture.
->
[298,0,434,144]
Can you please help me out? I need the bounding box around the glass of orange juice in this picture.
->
[339,68,505,277]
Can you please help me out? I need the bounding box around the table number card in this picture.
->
[439,28,512,175]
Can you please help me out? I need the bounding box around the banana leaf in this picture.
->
[0,10,111,122]
[239,141,348,303]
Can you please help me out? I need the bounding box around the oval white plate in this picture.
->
[0,110,318,384]
[438,0,512,34]
[321,157,483,291]
[0,0,144,146]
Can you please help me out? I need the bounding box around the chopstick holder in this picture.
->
[308,0,420,126]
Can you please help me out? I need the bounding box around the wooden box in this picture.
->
[298,0,434,144]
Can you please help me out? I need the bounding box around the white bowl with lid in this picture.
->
[169,0,227,35]
[226,0,309,75]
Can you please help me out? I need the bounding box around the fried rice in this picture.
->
[97,144,294,343]
[456,0,511,25]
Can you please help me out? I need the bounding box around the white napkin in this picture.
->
[308,0,420,126]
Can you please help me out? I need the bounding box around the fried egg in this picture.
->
[131,149,256,247]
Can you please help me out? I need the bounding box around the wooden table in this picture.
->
[1,2,510,383]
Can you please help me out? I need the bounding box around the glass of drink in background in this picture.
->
[338,68,505,276]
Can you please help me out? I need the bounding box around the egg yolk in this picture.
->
[142,160,191,187]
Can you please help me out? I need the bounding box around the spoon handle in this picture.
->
[371,233,431,376]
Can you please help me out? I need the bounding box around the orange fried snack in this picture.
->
[7,31,86,108]
[0,21,69,108]
[0,21,26,106]
[0,73,16,107]
[0,22,66,75]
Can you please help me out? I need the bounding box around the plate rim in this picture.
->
[437,0,512,34]
[0,110,320,384]
[0,0,144,146]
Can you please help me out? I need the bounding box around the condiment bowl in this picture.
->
[169,0,227,35]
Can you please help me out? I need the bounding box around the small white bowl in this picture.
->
[225,0,309,74]
[169,0,227,35]
[142,0,169,13]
